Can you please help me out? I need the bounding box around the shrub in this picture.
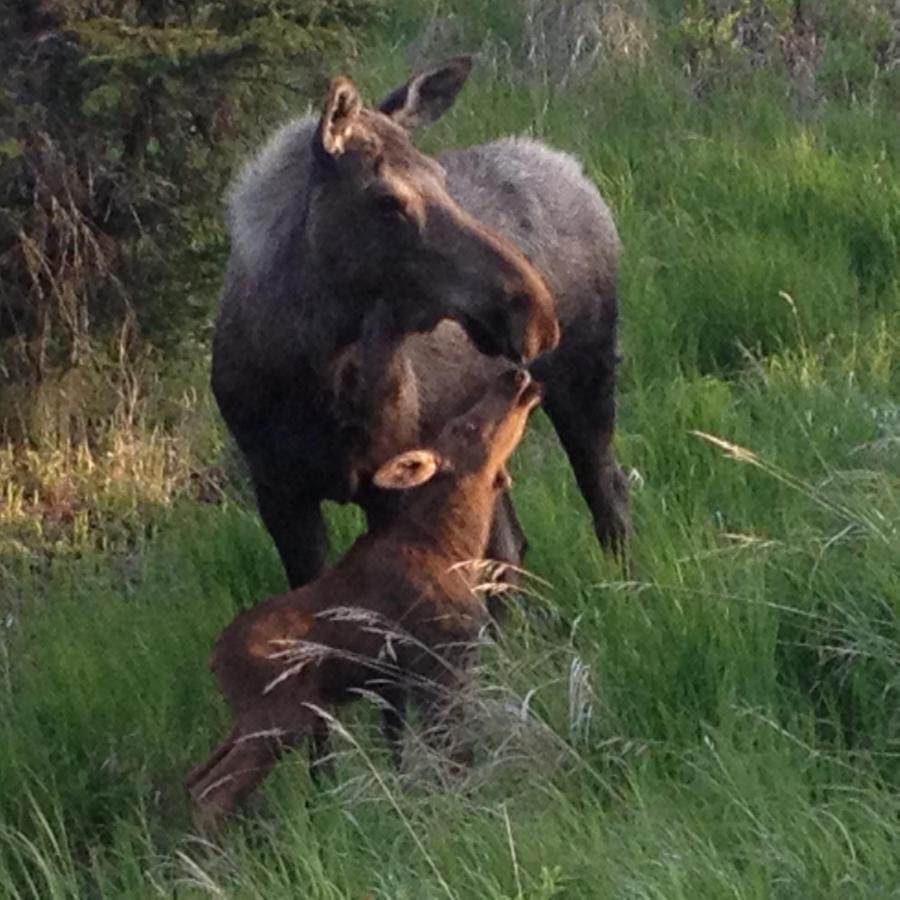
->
[0,0,381,403]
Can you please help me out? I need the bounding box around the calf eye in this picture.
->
[452,418,480,439]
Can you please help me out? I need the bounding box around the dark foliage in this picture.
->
[0,0,380,391]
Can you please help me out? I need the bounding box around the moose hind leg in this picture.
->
[187,730,283,828]
[184,726,238,794]
[255,481,328,589]
[540,336,631,560]
[188,705,319,827]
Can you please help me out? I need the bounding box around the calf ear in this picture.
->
[318,76,363,157]
[373,449,443,490]
[379,56,473,130]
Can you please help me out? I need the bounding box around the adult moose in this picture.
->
[212,56,629,590]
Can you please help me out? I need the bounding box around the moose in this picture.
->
[185,365,544,827]
[211,55,629,592]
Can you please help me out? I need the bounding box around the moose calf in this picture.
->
[185,366,543,826]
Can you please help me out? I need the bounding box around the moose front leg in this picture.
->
[483,490,529,626]
[254,482,329,589]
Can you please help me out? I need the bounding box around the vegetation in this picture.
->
[1,0,899,896]
[0,0,379,432]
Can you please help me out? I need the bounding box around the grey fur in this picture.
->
[224,126,620,339]
[440,137,621,321]
[226,117,317,280]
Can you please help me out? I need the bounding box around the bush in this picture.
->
[0,0,381,401]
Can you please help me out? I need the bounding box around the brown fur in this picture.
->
[186,367,542,828]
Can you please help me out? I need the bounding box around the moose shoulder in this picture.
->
[212,56,629,589]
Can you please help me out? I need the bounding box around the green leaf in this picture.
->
[0,137,24,160]
[82,84,123,117]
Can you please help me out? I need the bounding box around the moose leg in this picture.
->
[380,686,408,770]
[187,730,283,829]
[484,491,528,624]
[538,334,631,560]
[188,705,318,828]
[184,725,239,794]
[255,482,328,589]
[416,684,474,774]
[549,410,630,557]
[486,491,528,572]
[308,714,336,783]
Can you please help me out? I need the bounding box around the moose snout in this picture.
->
[525,346,557,385]
[507,278,561,362]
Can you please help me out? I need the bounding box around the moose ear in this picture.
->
[318,76,363,157]
[373,449,443,490]
[379,56,473,130]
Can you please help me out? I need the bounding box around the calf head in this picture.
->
[308,58,560,362]
[372,366,543,512]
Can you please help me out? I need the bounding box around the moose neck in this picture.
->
[295,258,375,374]
[397,474,498,565]
[259,165,381,378]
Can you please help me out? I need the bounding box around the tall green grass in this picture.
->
[2,1,899,896]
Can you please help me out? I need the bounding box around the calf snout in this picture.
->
[500,365,545,406]
[496,365,530,392]
[491,365,531,400]
[510,367,530,390]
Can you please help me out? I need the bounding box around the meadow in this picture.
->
[1,1,898,896]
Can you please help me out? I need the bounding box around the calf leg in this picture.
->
[380,686,408,770]
[184,725,238,794]
[187,706,318,828]
[307,687,407,774]
[416,687,474,774]
[254,482,328,589]
[308,714,336,783]
[187,730,283,829]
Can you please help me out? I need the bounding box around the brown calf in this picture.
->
[185,366,543,827]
